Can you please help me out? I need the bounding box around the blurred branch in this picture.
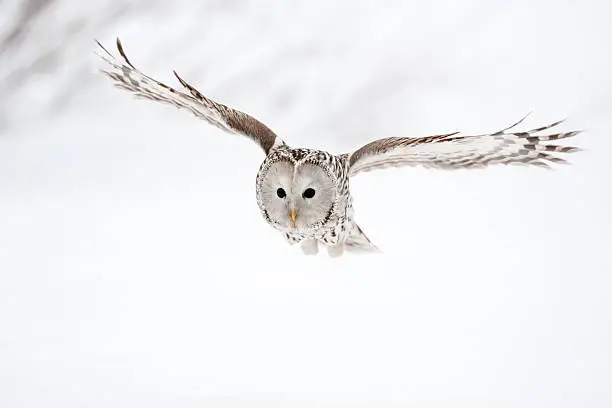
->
[0,0,55,58]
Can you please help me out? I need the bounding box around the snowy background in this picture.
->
[1,0,611,407]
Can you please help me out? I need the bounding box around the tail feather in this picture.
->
[345,224,380,253]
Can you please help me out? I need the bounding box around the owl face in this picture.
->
[258,160,337,231]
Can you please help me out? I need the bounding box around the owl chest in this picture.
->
[316,218,352,246]
[284,223,348,246]
[316,193,354,246]
[284,201,354,247]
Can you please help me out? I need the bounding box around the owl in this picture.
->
[96,38,582,256]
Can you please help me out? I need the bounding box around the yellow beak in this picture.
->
[289,209,297,227]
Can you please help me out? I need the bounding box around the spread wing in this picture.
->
[96,38,283,154]
[347,116,582,176]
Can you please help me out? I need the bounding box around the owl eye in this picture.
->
[302,188,316,199]
[276,188,286,198]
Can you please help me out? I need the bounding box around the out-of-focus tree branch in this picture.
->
[0,0,55,58]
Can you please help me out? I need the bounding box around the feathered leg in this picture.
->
[327,244,345,258]
[301,239,319,255]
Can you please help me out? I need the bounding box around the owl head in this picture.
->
[256,152,338,231]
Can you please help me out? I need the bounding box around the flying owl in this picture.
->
[96,38,582,256]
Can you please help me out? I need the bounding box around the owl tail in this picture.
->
[345,224,380,253]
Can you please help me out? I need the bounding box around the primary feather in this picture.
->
[96,38,281,154]
[347,115,582,175]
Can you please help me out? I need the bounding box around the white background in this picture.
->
[1,1,611,407]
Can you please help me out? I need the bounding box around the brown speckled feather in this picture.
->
[347,115,582,175]
[96,38,281,154]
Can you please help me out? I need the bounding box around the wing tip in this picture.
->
[493,111,532,135]
[94,38,115,61]
[173,70,205,100]
[114,36,135,68]
[173,70,187,87]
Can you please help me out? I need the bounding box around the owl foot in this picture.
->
[327,244,344,258]
[301,239,319,255]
